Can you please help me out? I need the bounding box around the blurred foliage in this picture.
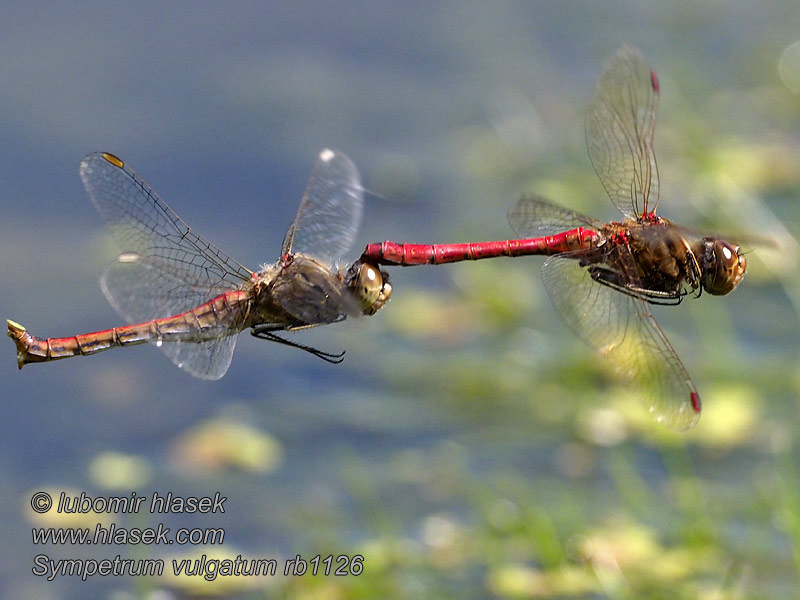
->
[6,3,800,600]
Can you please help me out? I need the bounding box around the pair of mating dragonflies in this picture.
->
[8,46,749,430]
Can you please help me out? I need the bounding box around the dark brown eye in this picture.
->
[701,239,746,295]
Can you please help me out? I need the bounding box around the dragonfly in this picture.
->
[8,149,392,380]
[361,46,747,430]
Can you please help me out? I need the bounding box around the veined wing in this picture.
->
[281,148,363,262]
[277,149,366,324]
[80,152,252,379]
[508,195,603,238]
[541,252,701,430]
[586,45,660,219]
[80,152,252,307]
[101,252,239,380]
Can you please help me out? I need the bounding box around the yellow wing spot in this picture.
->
[101,152,124,168]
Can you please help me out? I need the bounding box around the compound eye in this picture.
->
[355,263,383,310]
[702,239,746,295]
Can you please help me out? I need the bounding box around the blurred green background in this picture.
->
[2,2,799,598]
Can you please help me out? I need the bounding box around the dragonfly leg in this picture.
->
[250,325,346,364]
[587,265,684,305]
[629,285,687,304]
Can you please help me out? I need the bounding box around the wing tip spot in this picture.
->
[319,148,335,162]
[117,252,140,263]
[650,69,660,93]
[690,391,701,413]
[101,152,125,168]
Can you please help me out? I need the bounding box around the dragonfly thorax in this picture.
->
[698,238,746,296]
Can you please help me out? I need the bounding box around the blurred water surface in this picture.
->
[2,2,800,598]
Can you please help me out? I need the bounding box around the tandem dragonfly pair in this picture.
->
[7,46,750,431]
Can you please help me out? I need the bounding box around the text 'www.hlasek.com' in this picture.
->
[29,491,364,582]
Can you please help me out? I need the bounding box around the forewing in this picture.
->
[586,45,660,218]
[281,149,363,261]
[508,195,602,238]
[541,253,700,430]
[80,152,251,310]
[101,252,240,380]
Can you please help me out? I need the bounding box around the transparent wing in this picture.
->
[586,45,660,219]
[508,195,602,238]
[101,252,240,380]
[541,253,700,430]
[81,152,251,378]
[281,148,363,261]
[80,152,252,306]
[159,335,238,381]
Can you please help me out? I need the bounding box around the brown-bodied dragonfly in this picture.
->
[362,46,747,430]
[8,149,392,379]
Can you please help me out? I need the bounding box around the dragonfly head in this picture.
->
[345,261,392,316]
[699,238,746,295]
